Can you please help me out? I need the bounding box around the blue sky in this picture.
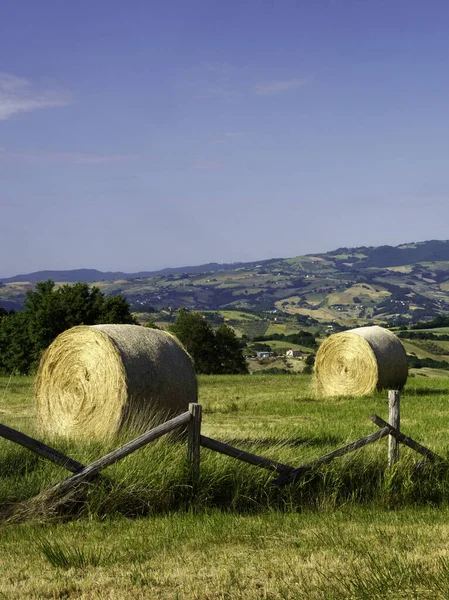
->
[1,0,449,277]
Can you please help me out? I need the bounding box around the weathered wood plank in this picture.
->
[188,403,202,484]
[200,435,294,474]
[45,411,192,496]
[388,390,400,466]
[272,427,390,486]
[0,422,84,473]
[371,414,445,462]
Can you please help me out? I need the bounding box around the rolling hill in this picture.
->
[3,239,449,326]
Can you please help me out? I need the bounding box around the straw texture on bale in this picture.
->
[35,325,197,439]
[314,325,408,397]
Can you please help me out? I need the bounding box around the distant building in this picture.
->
[256,351,272,359]
[285,350,310,360]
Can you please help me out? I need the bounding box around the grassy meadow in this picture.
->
[2,374,449,598]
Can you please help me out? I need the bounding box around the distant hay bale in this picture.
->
[314,326,408,397]
[35,325,197,440]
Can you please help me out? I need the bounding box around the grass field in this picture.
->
[2,374,449,598]
[265,323,288,336]
[327,284,390,306]
[260,340,315,355]
[218,310,261,322]
[411,367,449,379]
[411,327,449,334]
[402,340,445,359]
[274,302,339,322]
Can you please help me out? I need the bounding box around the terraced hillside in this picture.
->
[3,239,449,326]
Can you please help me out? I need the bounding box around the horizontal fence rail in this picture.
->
[200,435,295,474]
[0,391,447,506]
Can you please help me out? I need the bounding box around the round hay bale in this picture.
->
[35,324,197,439]
[314,325,408,397]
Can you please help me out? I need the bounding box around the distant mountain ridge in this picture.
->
[0,261,273,284]
[3,239,449,325]
[325,240,449,268]
[3,240,449,284]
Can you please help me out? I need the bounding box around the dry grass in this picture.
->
[327,283,390,305]
[4,510,449,598]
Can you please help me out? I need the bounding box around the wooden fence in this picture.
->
[0,390,445,501]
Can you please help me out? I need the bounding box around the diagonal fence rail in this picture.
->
[0,422,85,473]
[0,391,445,504]
[0,408,197,500]
[47,411,193,496]
[271,427,391,486]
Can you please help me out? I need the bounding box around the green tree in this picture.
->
[169,309,248,375]
[0,279,136,374]
[143,317,160,329]
[57,283,105,327]
[0,311,34,374]
[169,309,217,374]
[303,353,315,375]
[24,280,64,355]
[99,294,136,324]
[214,324,248,374]
[250,342,272,353]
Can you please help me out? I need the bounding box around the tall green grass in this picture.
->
[1,373,449,523]
[3,374,449,597]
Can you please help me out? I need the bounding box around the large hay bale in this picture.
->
[35,324,197,439]
[314,325,408,397]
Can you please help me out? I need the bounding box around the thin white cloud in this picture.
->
[0,73,70,120]
[225,132,244,137]
[253,78,306,96]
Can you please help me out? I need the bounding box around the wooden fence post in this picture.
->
[388,390,400,466]
[188,403,202,485]
[45,411,192,497]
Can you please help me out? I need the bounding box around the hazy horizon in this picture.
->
[2,236,448,280]
[2,1,449,278]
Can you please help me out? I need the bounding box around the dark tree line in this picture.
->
[407,355,449,370]
[397,331,449,341]
[0,286,248,376]
[410,314,449,330]
[0,280,135,374]
[252,331,317,347]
